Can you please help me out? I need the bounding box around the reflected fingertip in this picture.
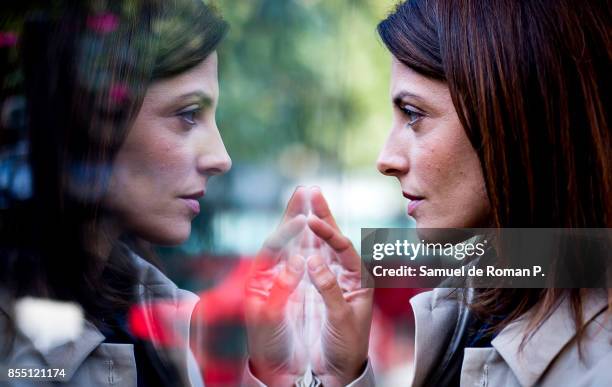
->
[287,254,305,273]
[306,216,326,232]
[306,255,324,272]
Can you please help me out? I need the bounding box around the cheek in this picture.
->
[413,133,460,190]
[443,132,486,200]
[118,136,189,192]
[103,132,194,242]
[416,124,489,226]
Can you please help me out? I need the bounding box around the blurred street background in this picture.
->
[0,1,421,385]
[159,1,420,385]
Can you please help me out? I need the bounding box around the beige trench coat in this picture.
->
[409,288,612,387]
[0,253,203,386]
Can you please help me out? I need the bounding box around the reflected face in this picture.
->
[377,58,489,228]
[103,52,231,244]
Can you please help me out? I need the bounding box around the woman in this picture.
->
[0,1,234,385]
[373,0,610,385]
[0,2,368,386]
[252,0,610,385]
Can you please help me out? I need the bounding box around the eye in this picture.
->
[400,104,425,128]
[176,105,201,127]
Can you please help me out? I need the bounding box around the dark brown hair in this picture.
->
[378,0,610,345]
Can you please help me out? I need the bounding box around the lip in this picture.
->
[403,191,425,216]
[179,190,204,214]
[402,191,423,201]
[180,198,201,214]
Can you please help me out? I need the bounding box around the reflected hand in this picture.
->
[306,187,374,386]
[245,187,308,385]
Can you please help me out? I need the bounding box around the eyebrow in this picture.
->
[392,91,426,106]
[176,91,214,107]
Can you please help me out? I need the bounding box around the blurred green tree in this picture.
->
[215,0,394,170]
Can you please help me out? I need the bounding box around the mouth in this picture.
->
[179,190,204,214]
[403,191,425,216]
[180,190,205,200]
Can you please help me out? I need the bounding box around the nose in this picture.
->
[197,127,232,176]
[376,133,409,177]
[207,148,232,176]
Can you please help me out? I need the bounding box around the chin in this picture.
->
[143,223,192,246]
[414,217,445,229]
[416,227,480,244]
[415,221,446,243]
[415,213,489,242]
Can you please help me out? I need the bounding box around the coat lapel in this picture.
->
[130,252,201,387]
[492,289,609,387]
[409,288,460,387]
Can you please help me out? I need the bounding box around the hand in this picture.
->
[245,187,309,385]
[306,187,374,386]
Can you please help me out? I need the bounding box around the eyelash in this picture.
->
[399,104,425,128]
[176,106,201,127]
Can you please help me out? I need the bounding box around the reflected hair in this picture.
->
[0,0,227,331]
[378,0,610,349]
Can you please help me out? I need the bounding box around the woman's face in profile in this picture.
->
[377,58,489,228]
[103,52,232,245]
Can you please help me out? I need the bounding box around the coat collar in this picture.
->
[410,288,609,387]
[1,250,199,382]
[491,288,609,387]
[0,291,106,380]
[38,319,106,379]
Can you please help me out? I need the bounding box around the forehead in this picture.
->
[389,57,448,101]
[146,52,219,101]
